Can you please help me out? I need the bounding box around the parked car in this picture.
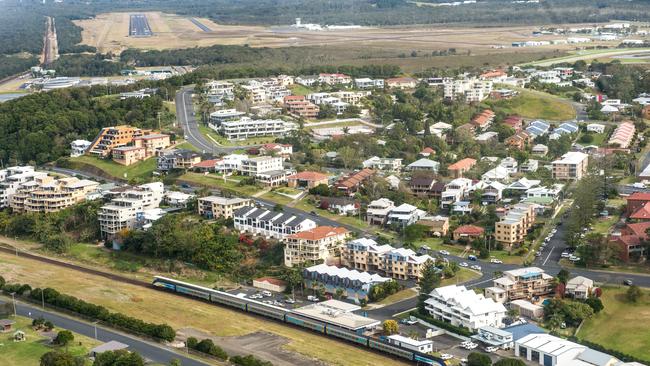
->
[624,279,633,286]
[467,255,477,261]
[561,252,571,258]
[440,354,454,360]
[262,291,272,297]
[490,258,503,264]
[470,265,482,271]
[284,298,295,304]
[439,250,450,256]
[400,318,418,325]
[307,295,319,302]
[459,262,469,267]
[485,346,499,353]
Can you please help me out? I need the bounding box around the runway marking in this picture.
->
[543,246,555,266]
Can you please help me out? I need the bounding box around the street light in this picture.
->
[11,292,16,317]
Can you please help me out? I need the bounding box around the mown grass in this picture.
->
[177,172,263,196]
[486,89,576,121]
[69,155,157,180]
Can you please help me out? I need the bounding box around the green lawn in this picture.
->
[303,121,366,131]
[68,155,157,180]
[577,286,650,362]
[440,268,481,286]
[0,315,100,366]
[375,288,418,306]
[592,215,618,235]
[178,172,264,196]
[288,84,314,96]
[287,197,369,230]
[198,124,278,147]
[174,141,200,152]
[487,89,576,121]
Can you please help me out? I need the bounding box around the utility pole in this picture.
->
[41,289,45,309]
[11,293,16,317]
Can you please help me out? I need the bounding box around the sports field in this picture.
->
[0,251,409,366]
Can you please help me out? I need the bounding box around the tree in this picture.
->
[493,359,526,366]
[417,260,441,313]
[548,312,564,331]
[337,146,360,169]
[186,337,198,349]
[0,275,4,289]
[467,352,492,366]
[585,297,604,313]
[404,224,428,244]
[40,351,77,366]
[506,307,519,322]
[626,285,643,303]
[557,269,570,284]
[382,319,399,335]
[93,350,145,366]
[53,330,74,347]
[170,359,182,366]
[44,320,54,331]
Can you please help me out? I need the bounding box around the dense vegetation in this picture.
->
[0,11,44,54]
[0,87,168,164]
[0,55,40,80]
[51,54,130,76]
[0,280,176,341]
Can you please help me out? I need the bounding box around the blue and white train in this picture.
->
[152,276,444,365]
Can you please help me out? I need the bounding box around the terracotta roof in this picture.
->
[453,225,485,235]
[254,277,287,286]
[288,171,328,181]
[420,147,435,154]
[288,226,349,241]
[625,221,650,238]
[614,235,642,247]
[480,70,507,78]
[337,169,375,189]
[193,159,218,168]
[627,192,650,201]
[630,202,650,220]
[284,95,305,102]
[448,158,477,171]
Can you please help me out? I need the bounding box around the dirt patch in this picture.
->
[178,328,328,366]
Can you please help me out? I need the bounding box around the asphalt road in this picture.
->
[1,298,209,366]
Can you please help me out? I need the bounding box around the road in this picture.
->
[42,16,59,65]
[0,298,210,366]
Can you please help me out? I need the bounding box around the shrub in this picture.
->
[468,352,492,366]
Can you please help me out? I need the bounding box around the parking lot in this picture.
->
[227,286,312,310]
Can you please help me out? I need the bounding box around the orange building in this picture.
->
[447,158,477,178]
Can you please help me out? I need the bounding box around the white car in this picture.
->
[307,295,319,302]
[459,262,469,267]
[440,354,454,360]
[552,229,558,234]
[471,265,482,271]
[490,258,503,264]
[569,256,581,262]
[284,298,295,304]
[485,346,499,353]
[439,250,450,256]
[262,291,272,297]
[561,252,571,258]
[464,343,478,350]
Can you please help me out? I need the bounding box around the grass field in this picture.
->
[487,89,576,121]
[440,268,481,287]
[376,288,418,306]
[288,84,314,96]
[0,315,101,366]
[178,172,264,196]
[0,252,409,366]
[68,155,157,180]
[577,286,650,362]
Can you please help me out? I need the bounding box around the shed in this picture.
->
[253,277,287,293]
[0,319,15,333]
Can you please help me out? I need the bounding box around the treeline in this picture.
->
[0,55,39,80]
[186,337,272,366]
[0,200,102,252]
[0,278,176,341]
[51,54,130,76]
[0,11,44,54]
[54,16,97,54]
[0,87,167,164]
[119,215,244,274]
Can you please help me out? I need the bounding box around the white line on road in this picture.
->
[467,277,494,288]
[543,246,555,266]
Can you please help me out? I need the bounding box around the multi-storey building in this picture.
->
[318,73,352,85]
[354,78,384,89]
[112,146,146,166]
[303,263,391,304]
[70,140,91,157]
[0,167,48,208]
[341,237,393,272]
[98,182,164,238]
[386,203,426,227]
[424,285,506,331]
[234,206,316,239]
[215,154,248,173]
[197,196,252,219]
[240,156,284,176]
[485,267,554,303]
[284,97,320,119]
[205,80,235,99]
[386,77,418,89]
[218,117,296,140]
[381,248,434,280]
[552,152,589,180]
[443,78,493,102]
[362,156,403,171]
[494,203,536,247]
[366,198,395,226]
[87,125,144,157]
[132,134,171,156]
[11,177,98,213]
[447,158,477,178]
[208,109,246,126]
[156,149,202,172]
[331,91,371,105]
[283,226,350,267]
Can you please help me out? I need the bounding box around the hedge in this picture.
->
[2,283,175,342]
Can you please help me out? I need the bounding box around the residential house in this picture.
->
[410,176,437,197]
[552,152,589,180]
[507,178,541,193]
[320,196,359,215]
[335,169,375,194]
[283,226,350,267]
[362,156,403,172]
[566,276,594,299]
[610,221,650,261]
[424,285,507,331]
[587,123,606,134]
[157,149,202,171]
[287,171,329,188]
[407,158,440,173]
[259,143,293,159]
[234,206,317,240]
[505,131,532,150]
[385,175,401,190]
[386,77,418,89]
[608,122,635,148]
[519,159,539,173]
[471,326,514,350]
[417,216,450,237]
[192,159,219,172]
[475,132,499,144]
[471,109,496,131]
[448,158,477,178]
[525,184,564,200]
[355,78,384,89]
[549,122,579,140]
[503,116,524,132]
[441,178,473,209]
[485,267,553,303]
[303,264,390,304]
[419,147,436,157]
[453,225,485,241]
[197,196,252,219]
[532,144,549,156]
[482,166,510,183]
[452,201,473,215]
[482,181,506,203]
[526,120,550,138]
[70,140,91,157]
[366,198,395,225]
[499,157,519,174]
[387,203,426,227]
[164,191,195,207]
[494,203,536,248]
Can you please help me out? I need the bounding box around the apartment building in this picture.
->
[205,80,235,99]
[284,97,320,119]
[303,263,391,304]
[283,226,351,267]
[318,73,352,85]
[471,109,496,131]
[218,117,296,140]
[552,151,589,180]
[259,143,293,159]
[387,203,426,227]
[70,140,91,157]
[385,77,418,89]
[354,78,384,89]
[382,247,434,280]
[485,267,554,303]
[234,206,316,239]
[341,237,393,272]
[208,109,246,126]
[112,146,146,166]
[197,196,252,219]
[443,78,493,102]
[331,91,371,105]
[10,177,98,213]
[424,285,507,331]
[366,198,395,226]
[494,203,536,247]
[362,156,403,171]
[215,154,248,173]
[157,149,202,172]
[448,158,477,178]
[98,182,165,238]
[87,125,144,157]
[0,167,48,208]
[132,134,171,155]
[240,156,284,176]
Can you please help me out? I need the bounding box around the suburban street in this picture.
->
[0,298,210,366]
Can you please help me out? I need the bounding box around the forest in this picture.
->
[0,55,40,80]
[51,54,130,77]
[0,86,168,164]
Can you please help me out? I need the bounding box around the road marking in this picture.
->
[392,307,417,318]
[467,277,494,288]
[543,246,555,266]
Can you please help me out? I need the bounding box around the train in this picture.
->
[152,276,445,365]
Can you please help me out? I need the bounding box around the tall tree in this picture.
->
[417,260,441,314]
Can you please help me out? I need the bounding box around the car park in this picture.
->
[470,265,482,271]
[284,298,295,304]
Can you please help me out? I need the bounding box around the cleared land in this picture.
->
[486,88,576,121]
[525,48,650,67]
[0,251,408,366]
[75,12,594,60]
[68,155,157,180]
[577,286,650,362]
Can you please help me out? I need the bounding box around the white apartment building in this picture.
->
[354,78,384,89]
[552,152,589,180]
[70,140,91,157]
[197,196,252,219]
[341,238,433,280]
[98,182,164,238]
[217,117,296,140]
[0,167,48,208]
[11,176,99,213]
[424,285,506,331]
[240,156,284,176]
[441,178,474,208]
[366,198,395,225]
[208,109,246,126]
[362,156,403,171]
[443,78,493,102]
[485,267,554,303]
[386,203,426,227]
[215,154,248,173]
[205,80,235,99]
[233,206,316,239]
[331,91,371,106]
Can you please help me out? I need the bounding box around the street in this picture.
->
[0,298,210,366]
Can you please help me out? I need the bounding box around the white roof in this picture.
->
[601,104,619,113]
[517,333,585,357]
[482,166,510,180]
[509,178,541,190]
[511,299,543,311]
[388,334,433,347]
[407,158,439,169]
[305,263,390,285]
[200,196,250,205]
[553,151,588,165]
[427,285,507,316]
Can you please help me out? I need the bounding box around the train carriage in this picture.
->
[368,339,414,361]
[285,314,326,333]
[246,302,289,320]
[209,292,248,310]
[325,326,369,346]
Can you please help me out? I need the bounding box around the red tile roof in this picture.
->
[288,171,328,182]
[454,225,485,235]
[420,147,435,154]
[193,159,218,168]
[625,221,650,238]
[448,158,477,171]
[627,192,650,201]
[631,202,650,220]
[288,226,349,241]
